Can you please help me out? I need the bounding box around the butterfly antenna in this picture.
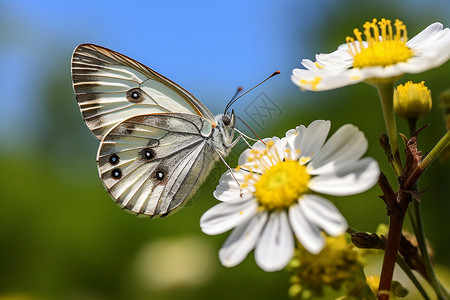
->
[224,71,280,113]
[235,115,266,146]
[224,87,243,115]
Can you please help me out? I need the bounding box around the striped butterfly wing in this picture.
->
[71,43,217,140]
[97,113,219,217]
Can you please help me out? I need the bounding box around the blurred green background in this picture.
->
[1,0,450,299]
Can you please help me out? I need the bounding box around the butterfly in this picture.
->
[71,44,238,218]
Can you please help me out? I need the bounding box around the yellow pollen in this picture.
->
[300,77,322,91]
[346,18,413,68]
[314,61,324,68]
[299,156,311,164]
[253,160,310,210]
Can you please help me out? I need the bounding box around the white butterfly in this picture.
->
[71,44,238,218]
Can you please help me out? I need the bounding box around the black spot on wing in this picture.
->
[109,154,120,165]
[126,88,144,103]
[111,168,122,179]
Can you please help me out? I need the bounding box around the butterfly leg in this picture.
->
[235,128,258,149]
[224,134,241,149]
[215,148,241,188]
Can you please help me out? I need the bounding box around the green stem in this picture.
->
[418,130,450,174]
[407,207,418,235]
[396,254,431,300]
[376,83,403,176]
[407,119,449,299]
[407,118,418,138]
[413,199,448,299]
[404,130,450,189]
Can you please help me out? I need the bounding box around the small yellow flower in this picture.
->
[393,81,432,120]
[291,235,362,289]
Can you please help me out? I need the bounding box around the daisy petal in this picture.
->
[291,68,364,91]
[255,211,294,272]
[289,202,325,254]
[213,188,254,203]
[291,120,331,162]
[219,211,268,267]
[308,124,367,174]
[308,157,379,196]
[200,200,258,235]
[300,195,347,236]
[238,137,283,168]
[406,22,444,48]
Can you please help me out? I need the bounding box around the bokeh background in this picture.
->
[1,0,450,299]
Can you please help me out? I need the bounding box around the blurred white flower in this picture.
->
[200,120,380,272]
[291,19,450,91]
[133,236,216,290]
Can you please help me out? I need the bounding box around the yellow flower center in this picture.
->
[254,160,310,210]
[394,81,432,120]
[346,18,413,68]
[238,141,310,211]
[239,140,310,210]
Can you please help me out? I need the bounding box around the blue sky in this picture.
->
[1,0,450,145]
[0,0,313,143]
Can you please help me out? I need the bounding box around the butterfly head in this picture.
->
[214,109,236,149]
[221,109,236,128]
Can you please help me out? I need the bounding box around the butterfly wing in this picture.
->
[97,113,219,217]
[71,43,217,140]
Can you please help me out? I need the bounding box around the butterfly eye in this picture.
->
[111,168,122,179]
[109,154,120,165]
[155,169,165,180]
[127,88,143,103]
[222,114,231,126]
[142,148,155,160]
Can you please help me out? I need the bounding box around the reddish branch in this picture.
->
[377,129,424,300]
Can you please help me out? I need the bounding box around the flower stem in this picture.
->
[376,82,403,177]
[413,198,448,299]
[377,201,408,300]
[406,120,449,299]
[396,254,431,300]
[404,129,450,188]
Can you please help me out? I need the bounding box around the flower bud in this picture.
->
[393,81,432,120]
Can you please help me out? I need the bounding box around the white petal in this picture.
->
[218,211,268,267]
[291,120,331,162]
[255,211,294,272]
[308,124,367,174]
[289,202,325,254]
[308,158,379,196]
[200,200,258,235]
[315,47,353,69]
[215,170,242,192]
[213,188,254,203]
[300,195,347,236]
[291,68,364,91]
[406,22,444,48]
[238,137,283,168]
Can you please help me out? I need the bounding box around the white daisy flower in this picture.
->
[291,19,450,91]
[200,120,380,272]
